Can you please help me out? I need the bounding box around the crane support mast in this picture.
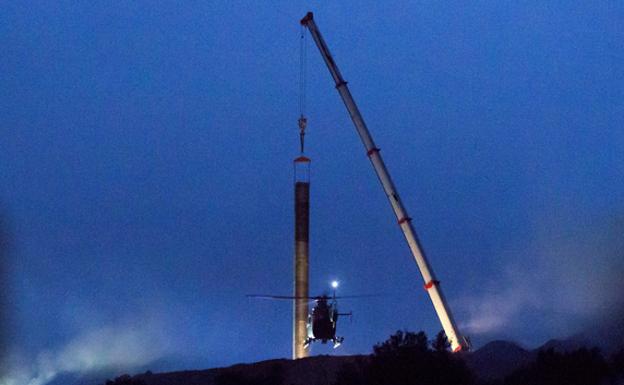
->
[300,12,468,352]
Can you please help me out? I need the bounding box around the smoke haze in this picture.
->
[1,317,170,385]
[459,213,624,349]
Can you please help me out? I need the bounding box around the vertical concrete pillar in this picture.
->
[293,156,310,359]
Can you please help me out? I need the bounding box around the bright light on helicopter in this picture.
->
[331,280,339,289]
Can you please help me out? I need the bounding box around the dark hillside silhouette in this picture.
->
[334,330,473,385]
[503,347,610,385]
[105,374,147,385]
[215,364,284,385]
[101,332,624,385]
[465,340,534,381]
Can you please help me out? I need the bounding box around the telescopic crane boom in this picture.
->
[300,12,469,352]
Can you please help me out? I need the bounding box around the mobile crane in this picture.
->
[300,12,470,352]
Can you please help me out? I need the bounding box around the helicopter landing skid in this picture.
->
[333,337,344,349]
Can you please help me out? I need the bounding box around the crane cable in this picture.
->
[298,24,307,154]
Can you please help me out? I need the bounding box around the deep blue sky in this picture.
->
[1,1,623,383]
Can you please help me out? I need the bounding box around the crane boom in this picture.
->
[300,12,468,352]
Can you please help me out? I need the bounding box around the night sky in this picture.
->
[1,1,623,384]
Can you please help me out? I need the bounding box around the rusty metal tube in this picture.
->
[293,156,310,359]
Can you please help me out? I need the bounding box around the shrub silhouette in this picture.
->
[104,374,146,385]
[335,330,473,385]
[432,330,451,353]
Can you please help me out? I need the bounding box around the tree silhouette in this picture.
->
[104,374,146,385]
[334,330,473,385]
[373,330,429,357]
[432,330,451,352]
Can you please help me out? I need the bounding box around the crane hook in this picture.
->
[298,115,307,154]
[297,24,308,155]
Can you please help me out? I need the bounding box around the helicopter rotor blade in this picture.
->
[246,294,318,300]
[247,293,385,301]
[332,294,384,299]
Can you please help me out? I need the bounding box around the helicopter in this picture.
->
[248,281,366,349]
